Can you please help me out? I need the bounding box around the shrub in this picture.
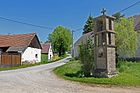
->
[52,54,60,61]
[79,39,94,77]
[41,54,48,62]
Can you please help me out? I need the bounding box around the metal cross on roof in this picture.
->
[101,8,106,15]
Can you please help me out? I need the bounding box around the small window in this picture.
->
[108,33,111,45]
[35,54,38,58]
[96,35,99,46]
[109,19,112,30]
[97,20,103,31]
[102,33,106,45]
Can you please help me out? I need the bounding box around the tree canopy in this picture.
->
[115,17,138,57]
[112,12,125,22]
[83,16,94,34]
[49,26,72,56]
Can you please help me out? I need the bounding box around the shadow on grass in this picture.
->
[65,71,87,78]
[65,73,78,77]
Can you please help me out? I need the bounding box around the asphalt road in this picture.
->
[0,56,139,93]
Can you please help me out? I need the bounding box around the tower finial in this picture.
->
[101,8,106,15]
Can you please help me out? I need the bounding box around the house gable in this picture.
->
[41,43,51,54]
[0,33,41,53]
[29,35,42,49]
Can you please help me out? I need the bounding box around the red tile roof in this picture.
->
[41,43,51,54]
[0,33,36,47]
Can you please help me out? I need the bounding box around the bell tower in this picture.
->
[94,9,117,78]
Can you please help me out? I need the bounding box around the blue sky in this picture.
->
[0,0,140,42]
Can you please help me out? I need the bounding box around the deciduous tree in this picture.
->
[115,17,138,57]
[112,12,125,22]
[49,26,72,56]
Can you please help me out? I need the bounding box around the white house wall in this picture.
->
[22,47,41,63]
[48,45,53,60]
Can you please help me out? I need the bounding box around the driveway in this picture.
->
[0,56,139,93]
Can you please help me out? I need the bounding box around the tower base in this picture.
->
[93,69,118,78]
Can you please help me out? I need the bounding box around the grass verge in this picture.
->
[0,54,69,71]
[54,60,140,86]
[0,61,49,71]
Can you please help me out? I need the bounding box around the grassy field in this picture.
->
[54,60,140,86]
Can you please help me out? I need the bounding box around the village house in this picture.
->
[0,33,42,66]
[73,14,140,60]
[41,43,53,60]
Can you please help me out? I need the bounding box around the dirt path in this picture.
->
[0,57,139,93]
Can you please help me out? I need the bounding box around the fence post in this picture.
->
[11,53,12,68]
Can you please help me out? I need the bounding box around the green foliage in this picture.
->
[49,26,72,56]
[41,54,48,62]
[79,39,94,77]
[117,61,129,72]
[117,61,135,72]
[112,12,125,22]
[83,16,94,34]
[115,17,138,57]
[54,61,140,86]
[54,61,81,77]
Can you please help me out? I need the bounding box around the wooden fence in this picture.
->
[0,53,21,68]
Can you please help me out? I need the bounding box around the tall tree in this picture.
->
[112,12,125,22]
[49,26,72,56]
[83,16,94,34]
[115,17,138,57]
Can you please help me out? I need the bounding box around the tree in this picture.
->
[83,16,94,34]
[112,12,125,22]
[49,26,72,56]
[115,17,138,57]
[79,39,94,77]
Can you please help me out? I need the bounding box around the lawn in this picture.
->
[54,60,140,86]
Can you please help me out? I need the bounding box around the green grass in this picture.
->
[41,54,48,62]
[54,60,140,86]
[0,61,49,71]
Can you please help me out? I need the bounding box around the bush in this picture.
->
[79,39,94,77]
[41,54,48,62]
[117,61,134,72]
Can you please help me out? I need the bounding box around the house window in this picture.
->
[35,54,38,58]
